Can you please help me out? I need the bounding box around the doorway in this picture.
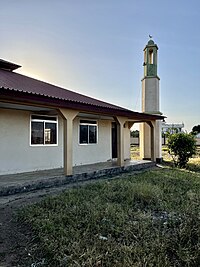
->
[112,122,117,158]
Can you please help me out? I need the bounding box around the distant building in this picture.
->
[196,133,200,138]
[162,122,184,134]
[161,122,184,145]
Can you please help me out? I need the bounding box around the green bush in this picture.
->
[167,133,196,168]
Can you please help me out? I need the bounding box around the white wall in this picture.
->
[73,118,112,165]
[0,109,63,175]
[0,109,131,174]
[142,77,159,113]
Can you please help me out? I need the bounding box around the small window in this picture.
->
[149,49,154,64]
[31,115,58,145]
[79,120,97,144]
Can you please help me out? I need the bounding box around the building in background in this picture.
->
[162,122,184,134]
[162,122,185,145]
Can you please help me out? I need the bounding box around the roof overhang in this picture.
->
[0,87,165,122]
[0,59,21,71]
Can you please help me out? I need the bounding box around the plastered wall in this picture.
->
[0,109,63,174]
[0,109,131,174]
[73,118,112,165]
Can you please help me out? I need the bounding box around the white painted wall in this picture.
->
[73,118,112,165]
[141,76,162,160]
[0,109,63,175]
[142,77,160,113]
[0,109,131,174]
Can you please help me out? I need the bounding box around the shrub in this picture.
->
[167,133,196,168]
[191,124,200,135]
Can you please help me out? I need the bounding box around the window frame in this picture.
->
[79,119,98,145]
[30,115,58,146]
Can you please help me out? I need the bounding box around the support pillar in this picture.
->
[140,122,151,160]
[140,121,156,161]
[114,116,127,167]
[59,109,79,176]
[150,122,156,161]
[155,120,162,162]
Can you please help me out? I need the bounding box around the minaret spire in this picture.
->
[143,38,158,79]
[140,38,162,162]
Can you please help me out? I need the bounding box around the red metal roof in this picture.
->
[0,65,165,121]
[0,68,126,110]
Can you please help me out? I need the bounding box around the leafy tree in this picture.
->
[191,125,200,135]
[130,130,139,137]
[167,133,196,168]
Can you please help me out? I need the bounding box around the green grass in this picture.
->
[20,168,200,266]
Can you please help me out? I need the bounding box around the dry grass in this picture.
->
[130,145,140,160]
[19,167,200,266]
[131,145,200,168]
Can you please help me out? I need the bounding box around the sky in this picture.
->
[1,0,200,132]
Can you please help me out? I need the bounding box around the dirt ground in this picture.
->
[0,191,48,267]
[0,180,93,267]
[0,173,132,267]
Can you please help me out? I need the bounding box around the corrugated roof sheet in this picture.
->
[0,66,165,121]
[0,68,126,111]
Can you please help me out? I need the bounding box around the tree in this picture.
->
[167,133,196,168]
[191,125,200,135]
[130,130,139,137]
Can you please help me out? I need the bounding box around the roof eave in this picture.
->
[0,87,165,121]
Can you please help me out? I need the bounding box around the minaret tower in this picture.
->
[140,38,162,162]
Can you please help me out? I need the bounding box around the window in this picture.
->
[31,115,58,145]
[79,120,97,144]
[149,49,154,64]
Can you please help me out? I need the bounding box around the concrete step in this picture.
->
[0,161,156,197]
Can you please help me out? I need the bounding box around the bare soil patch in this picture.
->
[0,192,46,266]
[0,174,130,266]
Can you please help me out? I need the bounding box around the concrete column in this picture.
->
[155,120,162,162]
[59,109,79,176]
[150,122,156,161]
[140,122,151,160]
[114,116,127,167]
[140,121,156,161]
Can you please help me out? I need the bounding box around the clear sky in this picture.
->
[1,0,200,132]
